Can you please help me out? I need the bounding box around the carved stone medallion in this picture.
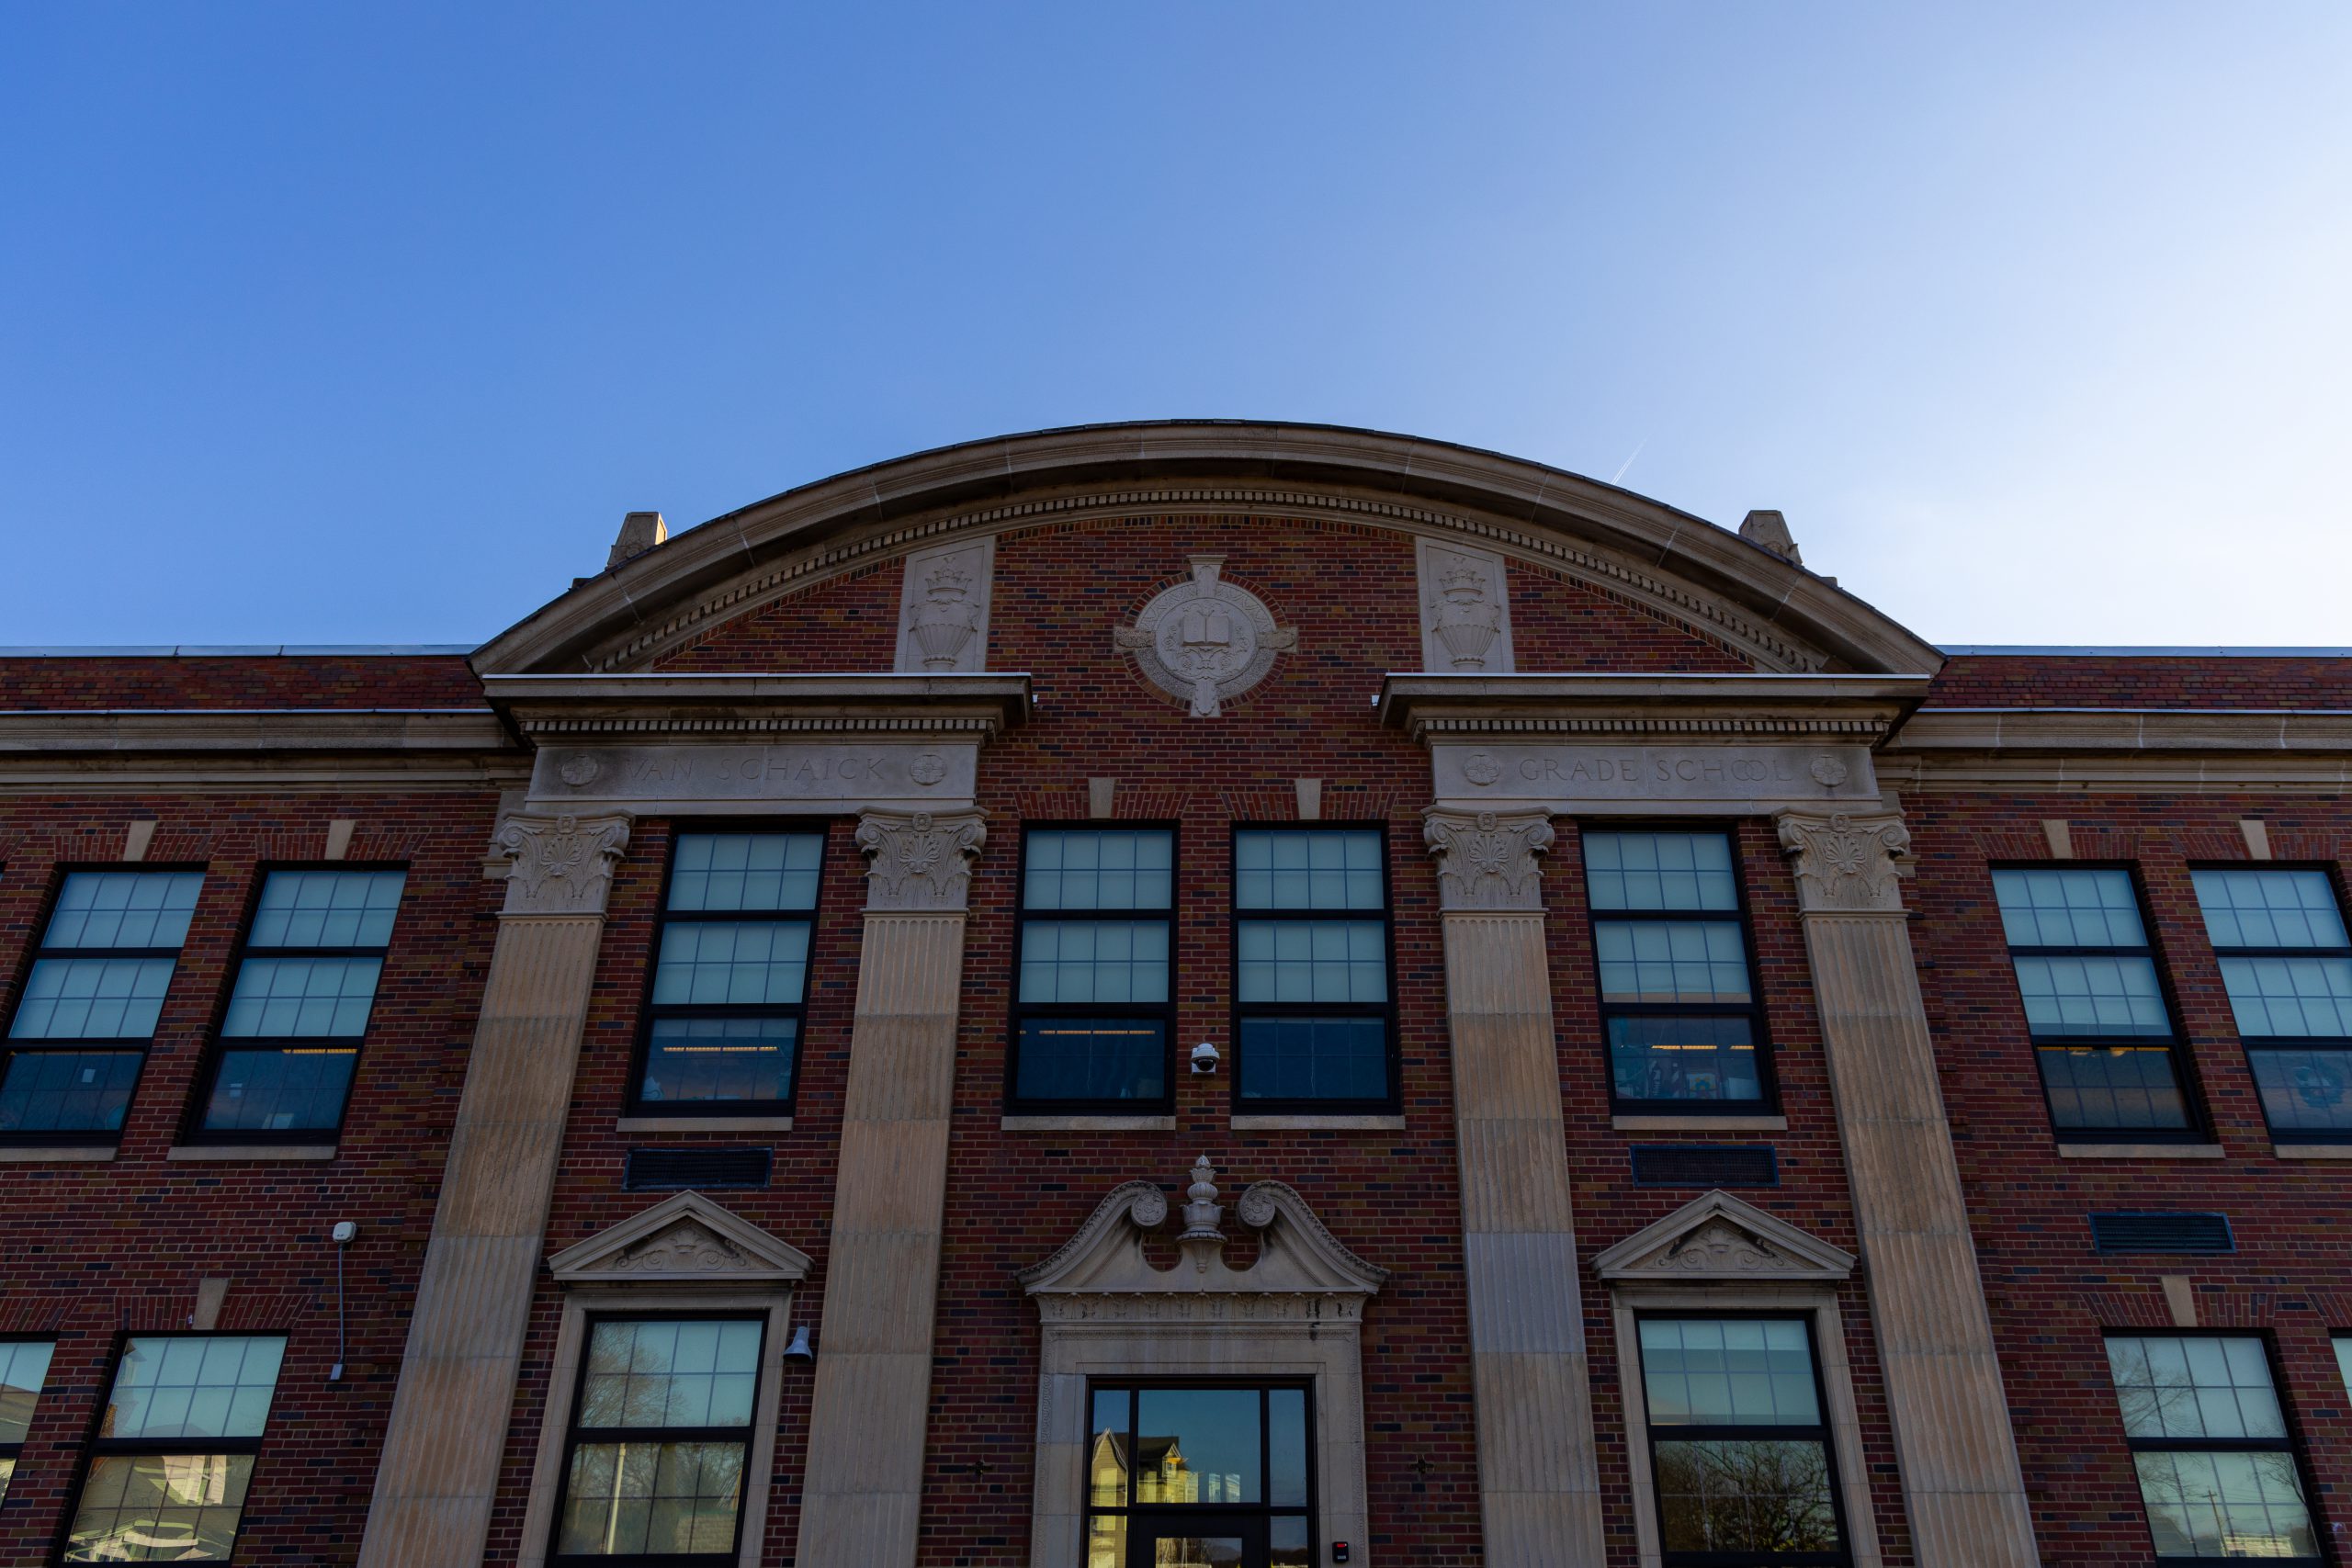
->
[1114,555,1297,717]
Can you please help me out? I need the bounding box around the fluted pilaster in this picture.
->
[1424,809,1607,1565]
[1776,808,2040,1568]
[359,812,630,1566]
[795,812,985,1566]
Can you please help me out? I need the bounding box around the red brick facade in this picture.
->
[3,429,2346,1568]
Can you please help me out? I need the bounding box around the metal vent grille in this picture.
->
[2088,1212,2234,1255]
[1629,1145,1779,1188]
[624,1146,774,1191]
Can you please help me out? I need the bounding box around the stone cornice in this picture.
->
[0,708,526,791]
[1886,707,2352,753]
[469,423,1944,677]
[0,708,511,753]
[482,672,1033,743]
[1380,672,1931,744]
[1879,708,2352,792]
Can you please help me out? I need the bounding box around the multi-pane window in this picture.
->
[2192,868,2352,1143]
[1233,829,1392,1110]
[1586,831,1770,1111]
[1992,868,2196,1136]
[2106,1335,2317,1562]
[1085,1382,1314,1568]
[1009,829,1175,1111]
[64,1335,285,1563]
[551,1317,763,1562]
[1635,1317,1846,1565]
[196,869,405,1138]
[0,1339,54,1504]
[2,870,203,1141]
[637,833,822,1113]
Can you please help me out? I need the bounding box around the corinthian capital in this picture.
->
[1423,808,1555,912]
[494,811,632,916]
[1776,809,1912,914]
[857,809,988,912]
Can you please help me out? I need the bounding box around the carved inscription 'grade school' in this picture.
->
[1430,740,1880,814]
[529,740,978,811]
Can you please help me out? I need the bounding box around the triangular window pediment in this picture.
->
[548,1190,812,1287]
[1592,1190,1855,1284]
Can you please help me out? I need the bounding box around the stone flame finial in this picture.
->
[1179,1155,1225,1244]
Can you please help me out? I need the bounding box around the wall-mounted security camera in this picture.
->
[1190,1040,1220,1075]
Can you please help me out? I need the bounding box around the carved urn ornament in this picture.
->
[1114,554,1298,717]
[908,560,983,670]
[1427,554,1504,669]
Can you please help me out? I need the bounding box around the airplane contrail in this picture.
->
[1611,439,1646,485]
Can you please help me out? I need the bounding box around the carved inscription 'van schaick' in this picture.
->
[1430,740,1880,814]
[528,741,977,809]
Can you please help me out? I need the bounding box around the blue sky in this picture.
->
[4,3,2347,649]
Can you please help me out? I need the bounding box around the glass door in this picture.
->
[1127,1513,1263,1567]
[1083,1382,1315,1568]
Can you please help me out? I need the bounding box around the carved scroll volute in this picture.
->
[1776,808,1914,915]
[494,811,632,916]
[856,809,988,912]
[1423,808,1555,912]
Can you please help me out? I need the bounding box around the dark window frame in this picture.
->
[51,1328,287,1568]
[547,1310,768,1568]
[2100,1329,2324,1568]
[1632,1308,1853,1568]
[1580,824,1780,1117]
[1227,822,1399,1116]
[1004,820,1180,1116]
[1989,861,2210,1145]
[0,1333,56,1500]
[627,823,831,1120]
[1,863,208,1149]
[2189,860,2352,1145]
[1080,1375,1318,1564]
[182,862,407,1146]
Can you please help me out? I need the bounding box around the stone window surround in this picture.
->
[1610,1284,1884,1568]
[514,1193,814,1568]
[515,1286,797,1568]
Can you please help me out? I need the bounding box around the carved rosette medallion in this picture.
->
[1424,808,1555,912]
[1113,554,1297,717]
[1776,808,1913,914]
[494,811,632,916]
[856,809,988,912]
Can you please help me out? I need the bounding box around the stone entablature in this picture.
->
[481,671,1026,815]
[1385,672,1919,814]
